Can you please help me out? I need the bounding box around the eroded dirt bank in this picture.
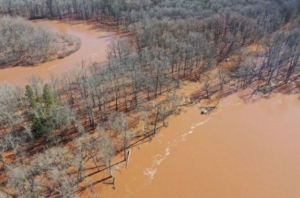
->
[95,93,300,198]
[0,20,114,85]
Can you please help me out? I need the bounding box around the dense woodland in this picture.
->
[0,0,300,197]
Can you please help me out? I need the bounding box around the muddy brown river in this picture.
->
[1,20,299,198]
[94,93,300,198]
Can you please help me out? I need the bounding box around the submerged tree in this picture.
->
[109,112,131,168]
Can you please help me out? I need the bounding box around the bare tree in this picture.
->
[108,112,131,168]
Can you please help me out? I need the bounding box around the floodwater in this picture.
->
[0,20,114,85]
[1,20,299,198]
[95,93,300,198]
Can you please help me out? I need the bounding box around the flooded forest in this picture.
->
[0,0,300,197]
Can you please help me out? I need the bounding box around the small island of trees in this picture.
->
[0,16,80,67]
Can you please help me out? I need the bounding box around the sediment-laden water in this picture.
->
[1,20,299,198]
[96,93,300,198]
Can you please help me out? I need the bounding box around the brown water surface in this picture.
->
[2,19,299,198]
[0,20,114,85]
[96,93,300,198]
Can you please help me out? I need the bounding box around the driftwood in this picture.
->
[199,99,220,114]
